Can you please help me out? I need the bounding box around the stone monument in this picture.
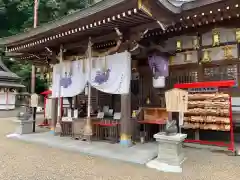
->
[16,108,33,134]
[146,133,187,173]
[146,88,188,173]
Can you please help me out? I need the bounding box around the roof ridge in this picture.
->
[0,56,20,79]
[0,0,125,45]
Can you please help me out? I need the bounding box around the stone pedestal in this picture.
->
[16,111,33,134]
[17,120,34,134]
[147,133,187,173]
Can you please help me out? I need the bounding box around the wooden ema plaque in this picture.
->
[165,88,188,113]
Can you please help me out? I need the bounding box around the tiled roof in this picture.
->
[0,0,227,49]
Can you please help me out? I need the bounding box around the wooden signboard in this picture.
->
[165,88,188,113]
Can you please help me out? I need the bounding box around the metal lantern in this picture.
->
[201,49,211,63]
[146,97,151,105]
[236,28,240,43]
[176,40,182,51]
[212,29,220,46]
[169,56,175,65]
[222,45,234,59]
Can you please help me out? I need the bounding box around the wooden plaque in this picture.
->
[165,88,188,113]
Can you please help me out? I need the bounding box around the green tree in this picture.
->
[0,0,90,93]
[0,0,88,36]
[3,58,48,93]
[18,0,87,31]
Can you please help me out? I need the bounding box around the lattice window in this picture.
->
[203,65,238,85]
[157,69,199,108]
[76,88,98,110]
[98,91,112,108]
[167,70,198,88]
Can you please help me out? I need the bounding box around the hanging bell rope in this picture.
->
[82,58,86,73]
[92,55,96,69]
[104,54,107,71]
[82,50,89,73]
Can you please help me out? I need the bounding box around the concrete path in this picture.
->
[7,132,158,165]
[1,118,240,180]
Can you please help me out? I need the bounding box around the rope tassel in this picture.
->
[82,58,86,73]
[104,55,107,71]
[92,57,96,69]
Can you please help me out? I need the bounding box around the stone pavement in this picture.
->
[7,132,158,165]
[0,108,22,118]
[1,118,240,180]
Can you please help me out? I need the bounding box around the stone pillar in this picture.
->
[120,93,132,146]
[50,98,58,134]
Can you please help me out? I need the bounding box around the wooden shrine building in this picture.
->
[0,50,24,110]
[1,0,240,146]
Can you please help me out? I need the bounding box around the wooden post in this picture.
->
[31,66,36,94]
[50,98,58,134]
[55,45,63,135]
[195,129,200,140]
[168,112,172,121]
[120,93,132,146]
[84,38,93,141]
[31,0,38,93]
[31,0,39,132]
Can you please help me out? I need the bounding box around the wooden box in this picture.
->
[72,118,85,139]
[143,108,168,121]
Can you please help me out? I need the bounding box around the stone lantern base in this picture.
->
[147,133,187,173]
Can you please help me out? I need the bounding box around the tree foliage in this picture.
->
[2,58,48,93]
[0,0,89,93]
[0,0,88,36]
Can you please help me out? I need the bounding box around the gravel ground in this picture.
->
[0,118,240,180]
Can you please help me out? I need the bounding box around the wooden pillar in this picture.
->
[73,96,77,109]
[120,93,132,146]
[55,45,63,134]
[197,33,204,82]
[31,0,38,94]
[83,38,93,141]
[50,98,58,134]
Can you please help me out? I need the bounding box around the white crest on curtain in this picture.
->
[88,51,131,94]
[52,60,87,98]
